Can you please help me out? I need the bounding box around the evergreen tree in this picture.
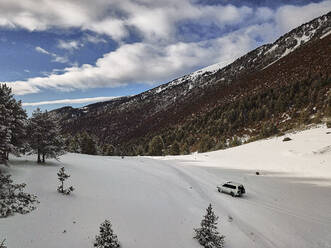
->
[67,135,81,153]
[0,239,6,248]
[28,109,65,163]
[10,100,28,156]
[194,204,225,248]
[180,142,190,155]
[94,219,120,248]
[102,144,116,156]
[169,141,180,155]
[148,136,164,156]
[0,84,27,163]
[0,171,38,217]
[57,167,74,195]
[229,136,241,147]
[198,135,214,153]
[80,132,97,155]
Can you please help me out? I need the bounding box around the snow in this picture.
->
[320,29,331,39]
[190,63,223,78]
[153,62,224,96]
[265,44,278,54]
[1,126,331,248]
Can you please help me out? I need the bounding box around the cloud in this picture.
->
[275,1,331,33]
[35,46,69,64]
[58,40,82,51]
[8,29,256,95]
[22,96,119,106]
[35,46,50,55]
[2,0,331,96]
[83,34,106,44]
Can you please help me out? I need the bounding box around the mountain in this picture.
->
[52,11,331,155]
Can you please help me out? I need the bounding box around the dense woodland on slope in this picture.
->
[56,13,331,156]
[65,55,331,156]
[120,75,331,155]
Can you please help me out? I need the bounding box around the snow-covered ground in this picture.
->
[1,126,331,248]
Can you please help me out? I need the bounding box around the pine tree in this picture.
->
[194,204,225,248]
[67,135,81,153]
[0,239,6,248]
[180,142,190,155]
[94,219,120,248]
[80,132,97,155]
[0,172,38,217]
[28,109,65,163]
[148,136,164,156]
[10,100,28,156]
[0,84,27,163]
[169,141,180,155]
[198,135,214,153]
[57,167,74,195]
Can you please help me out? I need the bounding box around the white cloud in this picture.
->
[8,30,255,95]
[84,34,106,44]
[275,1,331,33]
[22,96,119,106]
[35,46,50,55]
[1,0,330,96]
[58,40,82,51]
[35,46,68,64]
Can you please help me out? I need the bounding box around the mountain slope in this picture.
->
[52,11,331,154]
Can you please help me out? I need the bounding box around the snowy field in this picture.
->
[1,126,331,248]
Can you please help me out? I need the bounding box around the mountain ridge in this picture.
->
[52,11,331,155]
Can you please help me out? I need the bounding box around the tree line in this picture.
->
[0,84,65,164]
[114,75,331,156]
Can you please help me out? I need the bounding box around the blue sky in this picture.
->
[0,0,330,115]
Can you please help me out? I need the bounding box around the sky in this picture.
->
[0,0,330,114]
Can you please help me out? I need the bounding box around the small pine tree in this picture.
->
[57,167,74,195]
[194,203,225,248]
[0,239,6,248]
[0,172,38,217]
[94,219,120,248]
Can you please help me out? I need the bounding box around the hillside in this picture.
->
[52,11,331,155]
[1,126,331,248]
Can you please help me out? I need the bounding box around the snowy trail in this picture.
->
[1,126,331,248]
[162,161,280,248]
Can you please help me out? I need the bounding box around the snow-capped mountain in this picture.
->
[52,11,331,152]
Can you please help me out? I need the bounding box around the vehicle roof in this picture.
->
[224,181,243,186]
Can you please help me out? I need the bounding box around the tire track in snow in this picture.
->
[162,161,280,248]
[239,196,331,226]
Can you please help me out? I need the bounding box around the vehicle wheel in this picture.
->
[218,188,221,193]
[230,192,235,197]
